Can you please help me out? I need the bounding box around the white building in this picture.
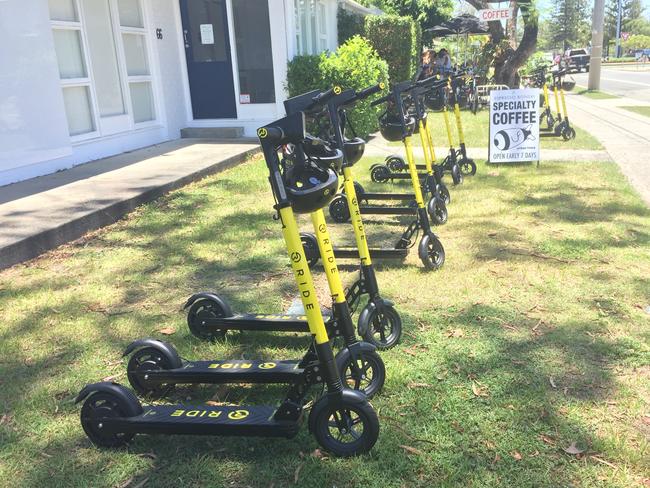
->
[0,0,372,186]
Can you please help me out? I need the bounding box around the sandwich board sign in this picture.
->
[488,88,540,163]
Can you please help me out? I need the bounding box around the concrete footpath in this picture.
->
[566,92,650,205]
[0,139,259,270]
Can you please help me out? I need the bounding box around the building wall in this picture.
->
[0,0,332,187]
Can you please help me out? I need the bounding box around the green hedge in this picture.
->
[337,7,365,44]
[364,15,419,83]
[286,36,389,138]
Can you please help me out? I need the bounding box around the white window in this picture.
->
[49,0,156,140]
[294,0,329,55]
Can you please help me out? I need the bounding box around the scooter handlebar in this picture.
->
[258,127,283,142]
[370,93,392,107]
[356,82,385,101]
[307,86,341,110]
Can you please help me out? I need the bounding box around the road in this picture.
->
[572,65,650,102]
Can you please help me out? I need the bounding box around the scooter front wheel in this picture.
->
[309,394,380,457]
[361,304,402,350]
[451,164,463,185]
[80,391,138,448]
[300,233,320,267]
[460,159,477,176]
[438,184,451,205]
[562,127,576,140]
[328,195,351,223]
[187,299,228,341]
[419,234,445,270]
[428,197,448,226]
[340,349,385,398]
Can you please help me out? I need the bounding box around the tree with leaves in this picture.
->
[357,0,454,45]
[463,0,539,87]
[604,0,649,55]
[546,0,591,51]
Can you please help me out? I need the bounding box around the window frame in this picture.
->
[49,0,158,142]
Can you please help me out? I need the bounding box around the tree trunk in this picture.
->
[467,0,539,88]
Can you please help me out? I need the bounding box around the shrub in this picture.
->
[337,7,365,44]
[286,55,325,98]
[285,36,389,138]
[320,36,390,137]
[364,15,419,83]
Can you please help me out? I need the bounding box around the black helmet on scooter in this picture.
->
[283,151,339,214]
[343,137,365,165]
[302,136,345,172]
[379,113,415,142]
[424,89,445,111]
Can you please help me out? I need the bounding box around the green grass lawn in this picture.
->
[388,110,604,151]
[1,154,649,487]
[575,87,620,100]
[620,106,650,118]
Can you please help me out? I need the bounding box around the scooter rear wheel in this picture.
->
[386,156,406,172]
[187,299,228,341]
[310,395,380,457]
[370,165,391,183]
[127,347,175,397]
[419,234,445,270]
[562,127,576,140]
[361,305,402,350]
[80,392,137,448]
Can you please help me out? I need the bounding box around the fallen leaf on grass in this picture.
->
[447,328,465,338]
[529,450,540,457]
[549,377,557,388]
[407,382,432,389]
[400,445,424,455]
[102,374,120,382]
[484,440,496,450]
[511,450,523,461]
[116,478,134,488]
[159,327,176,335]
[205,400,226,407]
[40,452,52,458]
[540,434,556,445]
[472,382,489,397]
[310,448,328,460]
[562,442,586,456]
[487,232,497,237]
[641,415,650,425]
[138,452,157,460]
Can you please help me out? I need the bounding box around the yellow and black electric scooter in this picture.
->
[75,109,380,457]
[284,87,404,347]
[538,67,576,140]
[370,77,453,207]
[367,80,446,269]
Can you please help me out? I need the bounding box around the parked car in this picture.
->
[565,49,590,72]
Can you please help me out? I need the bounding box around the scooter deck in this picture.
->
[200,313,330,332]
[361,192,416,200]
[143,359,304,384]
[102,404,301,438]
[334,247,409,260]
[359,205,417,215]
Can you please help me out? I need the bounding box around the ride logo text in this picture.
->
[489,88,541,163]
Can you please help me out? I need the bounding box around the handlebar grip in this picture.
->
[257,127,283,141]
[370,93,391,107]
[356,82,385,101]
[309,86,341,108]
